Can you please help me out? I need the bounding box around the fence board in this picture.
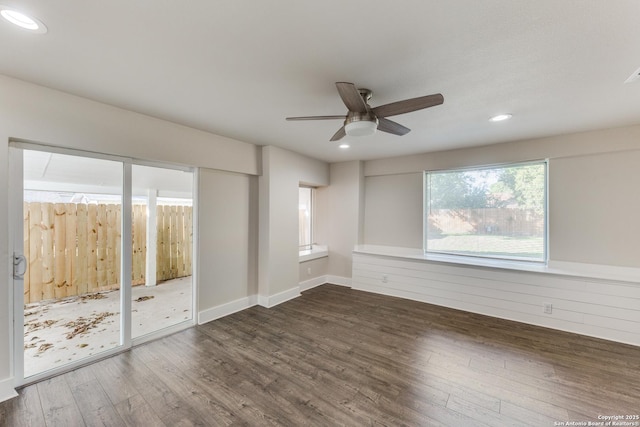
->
[96,204,107,290]
[170,206,178,278]
[28,203,43,302]
[162,206,171,281]
[87,204,98,292]
[65,203,77,297]
[185,206,192,276]
[132,204,145,285]
[23,203,30,304]
[76,204,88,295]
[115,205,121,287]
[153,205,159,281]
[177,206,185,277]
[41,204,55,301]
[106,204,118,287]
[23,202,191,303]
[140,206,146,282]
[156,206,162,281]
[54,203,67,299]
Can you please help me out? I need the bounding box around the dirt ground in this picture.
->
[23,276,192,378]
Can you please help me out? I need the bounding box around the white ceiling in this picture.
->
[23,150,193,197]
[2,1,640,163]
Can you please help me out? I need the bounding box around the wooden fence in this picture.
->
[428,208,544,237]
[23,202,193,304]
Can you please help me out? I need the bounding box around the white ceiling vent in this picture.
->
[624,67,640,84]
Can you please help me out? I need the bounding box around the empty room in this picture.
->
[1,1,640,426]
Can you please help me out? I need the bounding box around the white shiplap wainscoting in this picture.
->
[352,247,640,347]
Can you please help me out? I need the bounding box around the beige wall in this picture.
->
[299,257,329,283]
[0,76,260,175]
[364,125,640,177]
[364,173,423,249]
[550,150,640,267]
[258,146,329,303]
[361,125,640,268]
[0,75,261,397]
[198,169,258,311]
[322,161,365,278]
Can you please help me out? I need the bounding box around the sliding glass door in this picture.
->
[18,148,125,379]
[11,143,195,385]
[131,164,194,339]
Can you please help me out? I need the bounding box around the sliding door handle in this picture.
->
[13,254,27,280]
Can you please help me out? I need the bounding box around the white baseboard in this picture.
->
[0,377,17,403]
[258,286,300,308]
[199,278,353,324]
[299,276,327,292]
[198,295,258,324]
[261,276,352,307]
[257,294,268,307]
[326,275,352,287]
[300,275,352,292]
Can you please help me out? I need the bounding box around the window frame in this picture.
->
[423,159,549,265]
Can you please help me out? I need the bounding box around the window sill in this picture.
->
[299,245,328,262]
[353,245,640,284]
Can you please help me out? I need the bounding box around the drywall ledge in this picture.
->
[353,245,640,284]
[299,245,329,262]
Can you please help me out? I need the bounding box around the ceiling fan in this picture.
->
[286,82,444,141]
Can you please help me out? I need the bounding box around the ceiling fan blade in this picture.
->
[377,118,411,136]
[330,126,346,141]
[286,115,346,121]
[372,93,444,118]
[336,82,368,113]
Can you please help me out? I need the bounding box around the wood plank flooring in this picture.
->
[2,284,639,426]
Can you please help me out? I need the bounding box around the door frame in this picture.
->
[9,141,197,386]
[8,145,25,385]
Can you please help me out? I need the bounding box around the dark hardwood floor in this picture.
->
[2,284,639,426]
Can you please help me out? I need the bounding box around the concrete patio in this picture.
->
[23,276,192,378]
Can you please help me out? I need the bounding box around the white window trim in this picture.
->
[423,159,549,265]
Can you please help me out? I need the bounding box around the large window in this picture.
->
[299,186,313,251]
[425,161,547,262]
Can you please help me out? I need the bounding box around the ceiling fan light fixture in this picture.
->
[339,143,350,149]
[345,120,378,137]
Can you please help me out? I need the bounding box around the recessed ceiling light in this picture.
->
[339,143,350,149]
[0,6,47,33]
[489,114,512,122]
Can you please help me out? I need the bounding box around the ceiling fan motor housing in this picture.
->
[357,88,373,102]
